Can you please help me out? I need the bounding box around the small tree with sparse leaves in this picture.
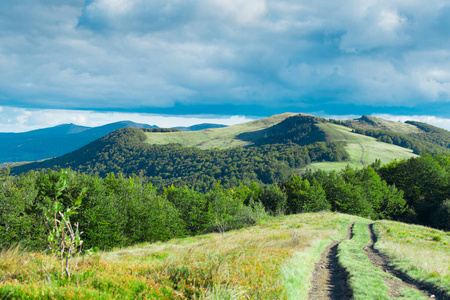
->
[44,170,86,277]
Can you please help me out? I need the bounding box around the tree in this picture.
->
[44,170,86,277]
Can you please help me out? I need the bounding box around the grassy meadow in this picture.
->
[1,213,448,299]
[374,220,450,297]
[0,212,356,299]
[300,124,417,173]
[143,113,299,149]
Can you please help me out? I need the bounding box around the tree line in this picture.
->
[4,153,448,252]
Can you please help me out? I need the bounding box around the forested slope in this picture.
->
[10,125,348,190]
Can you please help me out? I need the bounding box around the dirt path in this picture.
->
[307,222,354,300]
[363,223,445,299]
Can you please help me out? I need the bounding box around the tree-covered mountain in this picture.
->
[0,121,157,163]
[11,112,449,190]
[10,124,349,190]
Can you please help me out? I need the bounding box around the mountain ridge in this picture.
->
[0,121,157,163]
[11,112,443,190]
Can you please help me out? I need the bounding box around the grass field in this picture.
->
[143,113,299,149]
[0,212,356,299]
[300,124,417,173]
[373,220,450,297]
[346,115,422,134]
[1,213,448,299]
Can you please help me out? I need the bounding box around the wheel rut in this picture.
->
[308,222,354,300]
[358,142,367,167]
[363,223,446,299]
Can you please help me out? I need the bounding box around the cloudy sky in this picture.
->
[1,0,450,132]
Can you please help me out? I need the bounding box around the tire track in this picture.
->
[334,127,366,167]
[358,142,367,167]
[363,224,447,299]
[308,222,355,300]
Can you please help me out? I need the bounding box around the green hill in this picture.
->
[346,115,450,155]
[12,112,446,189]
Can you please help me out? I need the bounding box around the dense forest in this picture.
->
[1,154,448,252]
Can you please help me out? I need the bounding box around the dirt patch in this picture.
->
[307,222,354,300]
[364,223,447,299]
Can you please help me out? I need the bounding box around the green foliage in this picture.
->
[0,170,39,249]
[432,199,450,231]
[11,127,349,191]
[304,165,407,220]
[0,169,268,251]
[282,175,330,214]
[164,185,209,235]
[258,184,287,215]
[43,170,86,277]
[378,154,450,229]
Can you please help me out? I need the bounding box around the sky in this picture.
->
[1,0,450,132]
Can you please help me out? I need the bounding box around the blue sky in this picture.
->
[1,0,450,131]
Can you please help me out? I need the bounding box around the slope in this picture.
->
[1,213,448,299]
[300,123,417,173]
[143,112,301,149]
[9,113,431,190]
[347,115,450,155]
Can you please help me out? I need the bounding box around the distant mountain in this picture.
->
[0,121,157,163]
[173,123,228,131]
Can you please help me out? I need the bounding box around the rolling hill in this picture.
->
[10,112,440,190]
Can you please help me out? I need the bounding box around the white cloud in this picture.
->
[0,106,254,133]
[372,114,450,131]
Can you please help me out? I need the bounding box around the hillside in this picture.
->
[0,121,157,163]
[9,113,437,189]
[346,115,450,155]
[1,213,448,299]
[143,112,301,149]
